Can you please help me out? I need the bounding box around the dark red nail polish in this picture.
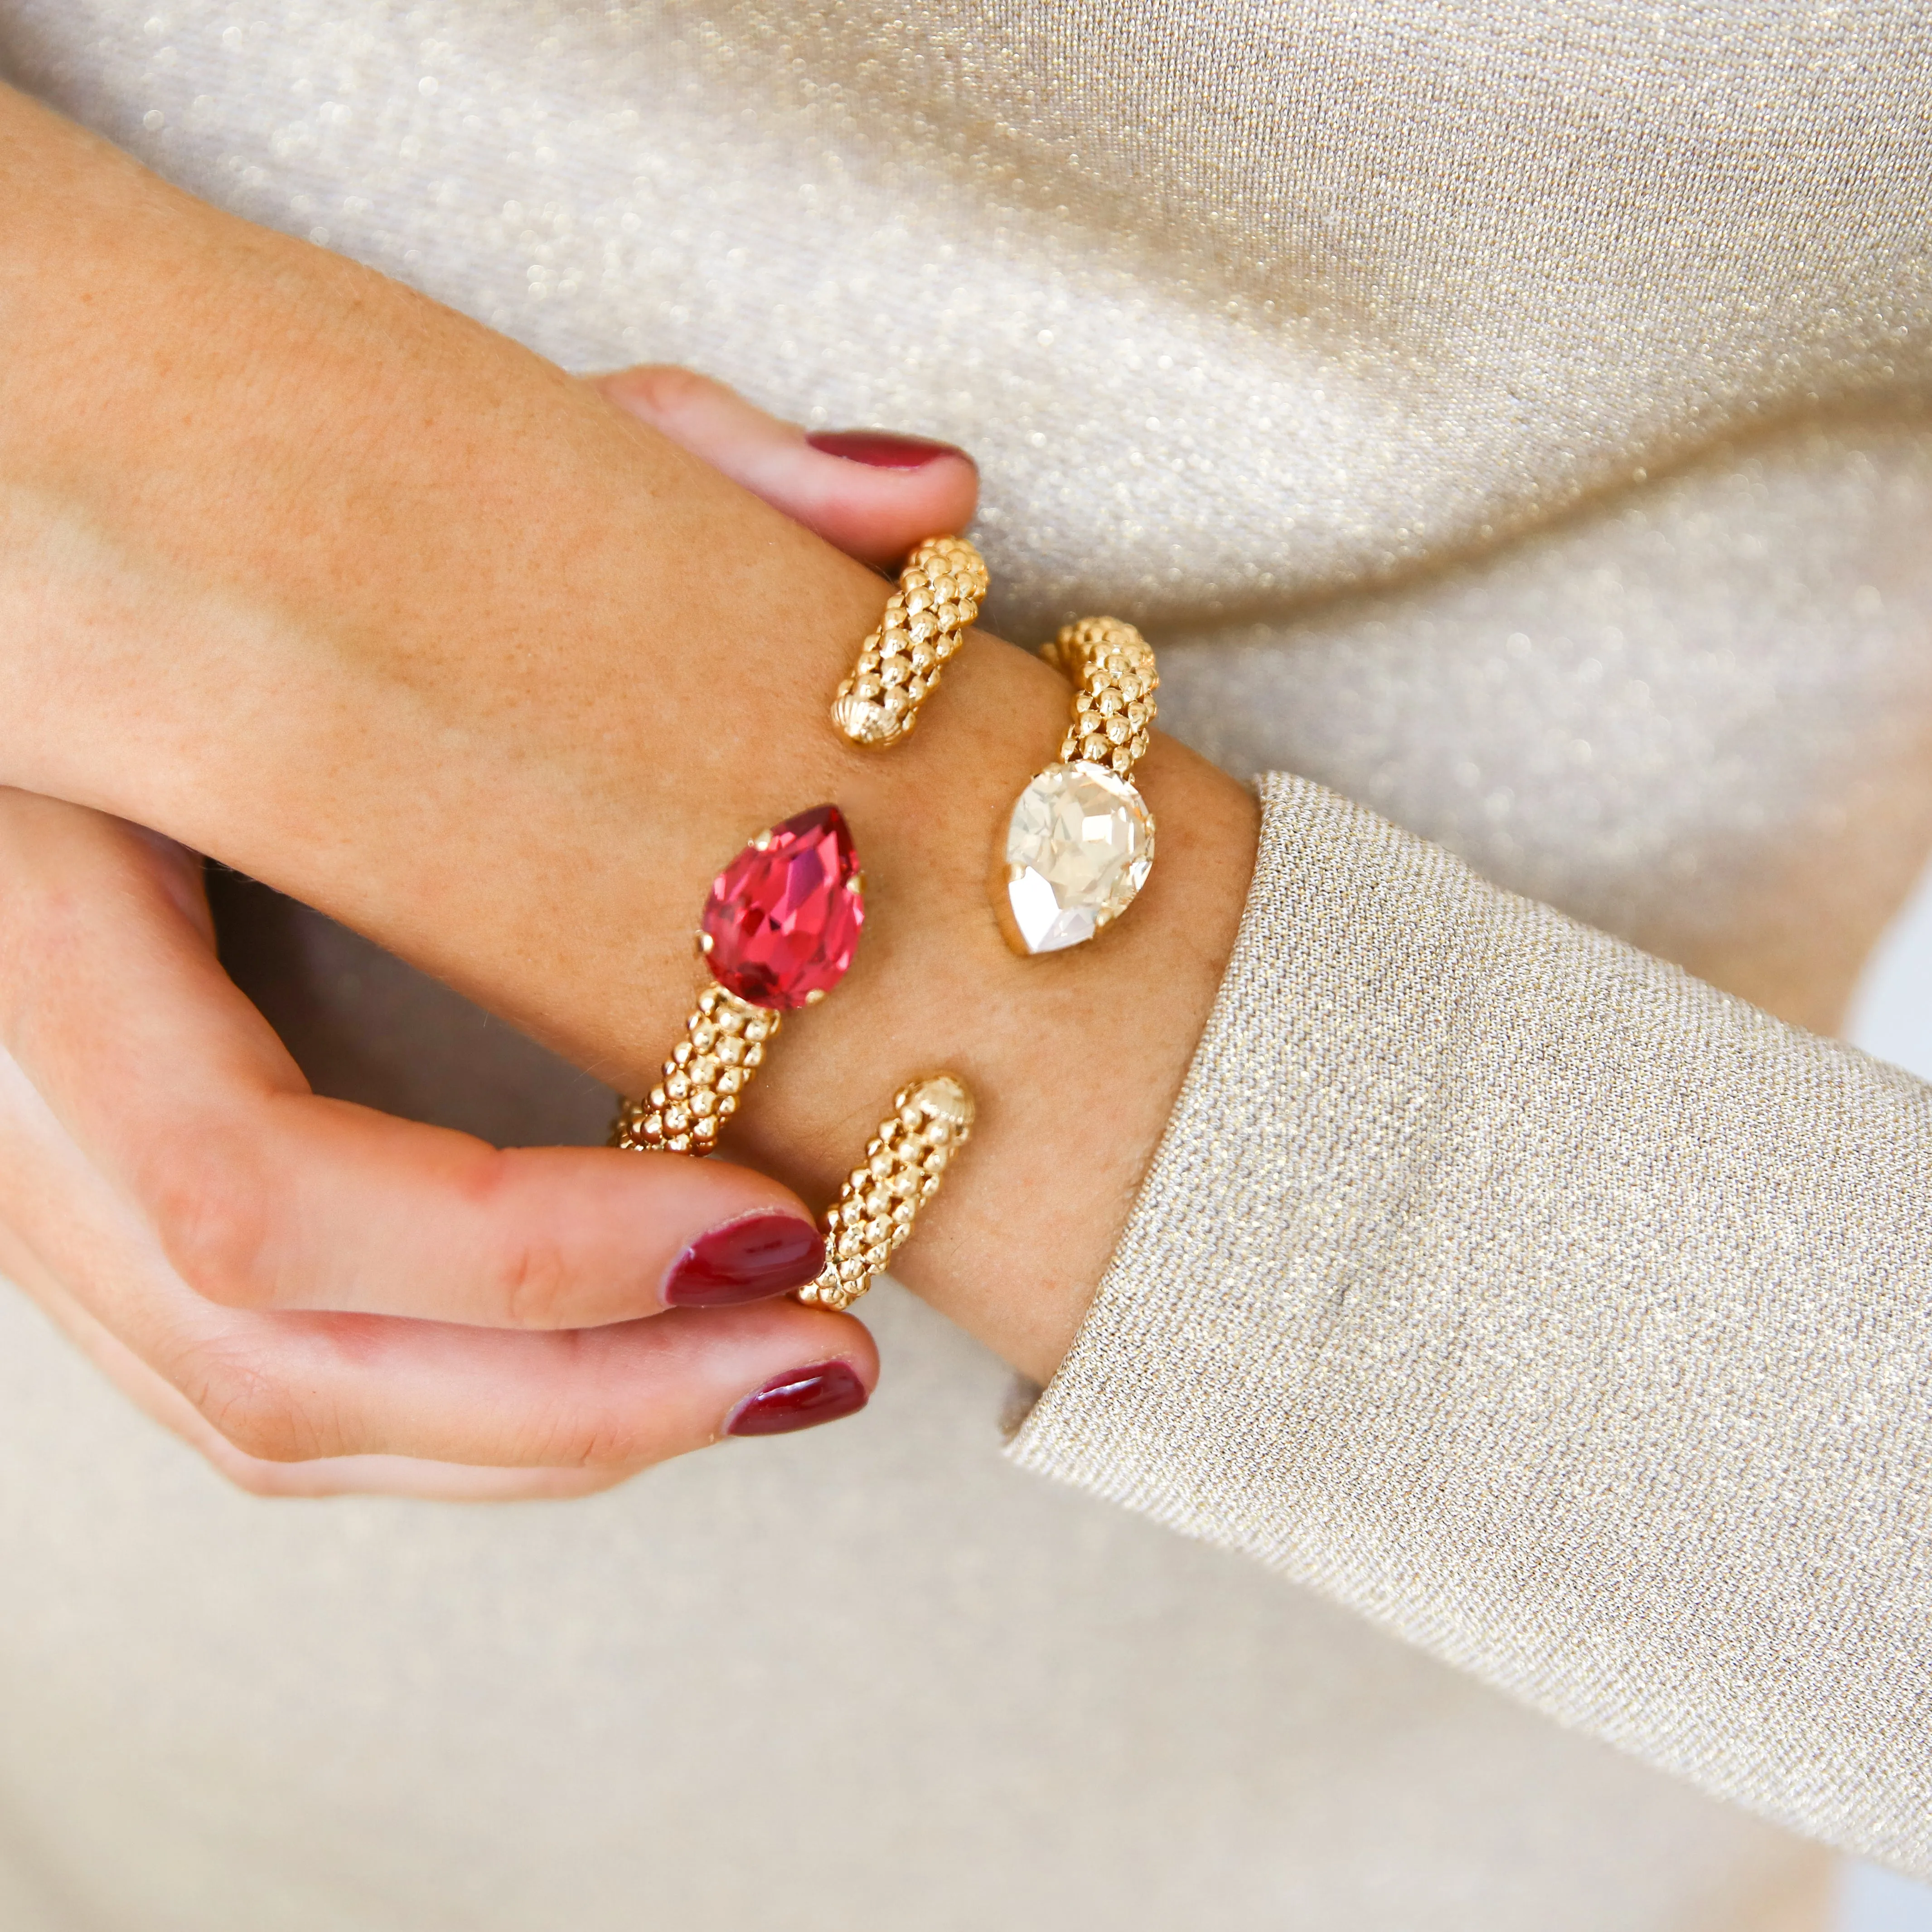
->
[663,1214,825,1308]
[725,1360,870,1437]
[806,429,971,470]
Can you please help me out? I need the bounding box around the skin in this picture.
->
[0,84,1259,1498]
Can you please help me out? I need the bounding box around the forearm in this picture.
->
[0,85,1259,1382]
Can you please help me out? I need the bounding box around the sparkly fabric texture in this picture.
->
[5,2,1929,636]
[0,1,1927,1927]
[1157,410,1932,1036]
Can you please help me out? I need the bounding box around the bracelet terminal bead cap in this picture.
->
[995,617,1159,957]
[610,805,863,1155]
[829,535,989,748]
[795,1074,976,1309]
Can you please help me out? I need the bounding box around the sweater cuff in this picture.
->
[1006,769,1932,1874]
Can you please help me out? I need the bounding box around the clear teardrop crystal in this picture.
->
[998,761,1155,955]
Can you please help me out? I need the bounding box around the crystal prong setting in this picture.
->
[611,805,864,1155]
[993,618,1160,958]
[993,759,1156,957]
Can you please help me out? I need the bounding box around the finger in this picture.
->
[0,1027,879,1473]
[0,1227,618,1499]
[592,364,979,568]
[155,1300,877,1469]
[0,790,826,1327]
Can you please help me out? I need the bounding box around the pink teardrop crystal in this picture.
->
[701,805,864,1010]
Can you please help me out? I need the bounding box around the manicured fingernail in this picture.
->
[806,429,971,470]
[663,1213,825,1308]
[725,1359,870,1437]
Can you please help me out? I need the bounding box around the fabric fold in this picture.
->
[1010,770,1932,1874]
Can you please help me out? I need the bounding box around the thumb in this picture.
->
[591,365,979,568]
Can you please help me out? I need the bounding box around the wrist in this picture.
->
[712,637,1259,1384]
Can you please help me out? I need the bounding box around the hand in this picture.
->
[0,371,976,1499]
[0,87,1259,1452]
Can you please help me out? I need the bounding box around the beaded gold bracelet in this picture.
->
[608,549,982,1302]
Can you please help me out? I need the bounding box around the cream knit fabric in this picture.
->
[0,2,1927,1926]
[1014,773,1932,1872]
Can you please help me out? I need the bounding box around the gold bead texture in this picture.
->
[829,535,989,748]
[608,981,780,1156]
[1041,615,1160,778]
[795,1074,976,1310]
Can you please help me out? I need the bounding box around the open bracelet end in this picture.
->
[830,534,988,748]
[795,1075,976,1309]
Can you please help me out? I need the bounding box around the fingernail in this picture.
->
[725,1360,870,1437]
[806,429,971,470]
[663,1213,825,1308]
